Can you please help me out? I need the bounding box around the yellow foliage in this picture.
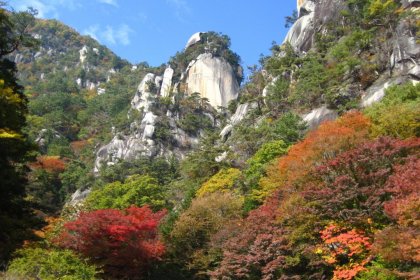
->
[0,129,22,139]
[196,168,241,197]
[0,79,23,107]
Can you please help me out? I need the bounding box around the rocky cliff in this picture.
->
[94,32,240,172]
[282,0,419,120]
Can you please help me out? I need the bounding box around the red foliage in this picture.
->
[30,156,66,173]
[318,224,372,280]
[211,195,291,280]
[305,137,420,230]
[55,206,166,279]
[373,157,420,265]
[383,156,420,222]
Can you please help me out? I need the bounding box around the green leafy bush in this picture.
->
[365,83,420,139]
[6,247,98,280]
[196,168,241,197]
[85,175,166,211]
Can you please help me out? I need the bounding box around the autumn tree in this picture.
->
[196,168,241,197]
[210,195,291,280]
[372,156,420,277]
[170,192,243,274]
[259,112,371,201]
[0,4,38,264]
[305,137,420,231]
[55,206,166,279]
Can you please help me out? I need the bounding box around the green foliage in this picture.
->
[356,259,401,280]
[99,156,179,186]
[196,168,241,197]
[60,160,95,199]
[6,247,98,280]
[285,10,298,28]
[243,140,288,210]
[180,132,228,181]
[0,5,40,264]
[292,52,329,108]
[366,83,420,139]
[230,112,305,161]
[85,175,167,211]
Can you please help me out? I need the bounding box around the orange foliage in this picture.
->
[267,112,371,192]
[318,224,372,280]
[33,216,63,239]
[70,140,89,154]
[30,156,67,173]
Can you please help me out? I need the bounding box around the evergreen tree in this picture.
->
[0,3,38,265]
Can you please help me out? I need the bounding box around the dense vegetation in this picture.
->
[1,0,419,279]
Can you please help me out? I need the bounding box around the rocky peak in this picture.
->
[185,52,239,108]
[185,32,203,50]
[285,0,347,52]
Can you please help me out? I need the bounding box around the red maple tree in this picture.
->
[55,206,166,279]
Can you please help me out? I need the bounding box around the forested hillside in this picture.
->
[1,0,419,279]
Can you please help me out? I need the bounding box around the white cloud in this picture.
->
[83,24,133,46]
[166,0,191,22]
[97,0,118,7]
[115,24,133,46]
[82,25,99,41]
[10,0,81,18]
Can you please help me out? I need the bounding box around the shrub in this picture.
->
[243,140,288,209]
[317,224,372,280]
[6,247,98,280]
[210,196,289,280]
[196,168,241,197]
[85,175,166,211]
[365,83,420,139]
[55,206,166,279]
[170,192,243,273]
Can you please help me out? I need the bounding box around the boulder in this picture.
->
[220,102,258,140]
[131,73,156,111]
[160,66,174,97]
[79,45,88,64]
[186,53,239,108]
[185,32,203,49]
[302,106,338,130]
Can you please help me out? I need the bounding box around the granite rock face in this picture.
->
[186,53,239,109]
[284,0,347,52]
[286,0,419,110]
[302,106,338,130]
[220,102,258,140]
[185,32,203,49]
[160,66,174,97]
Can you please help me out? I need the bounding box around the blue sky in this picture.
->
[9,0,296,69]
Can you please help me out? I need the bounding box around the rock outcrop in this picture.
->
[285,0,419,110]
[186,53,239,108]
[220,102,258,140]
[302,106,338,130]
[94,33,240,171]
[185,32,203,49]
[160,66,174,97]
[284,0,347,52]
